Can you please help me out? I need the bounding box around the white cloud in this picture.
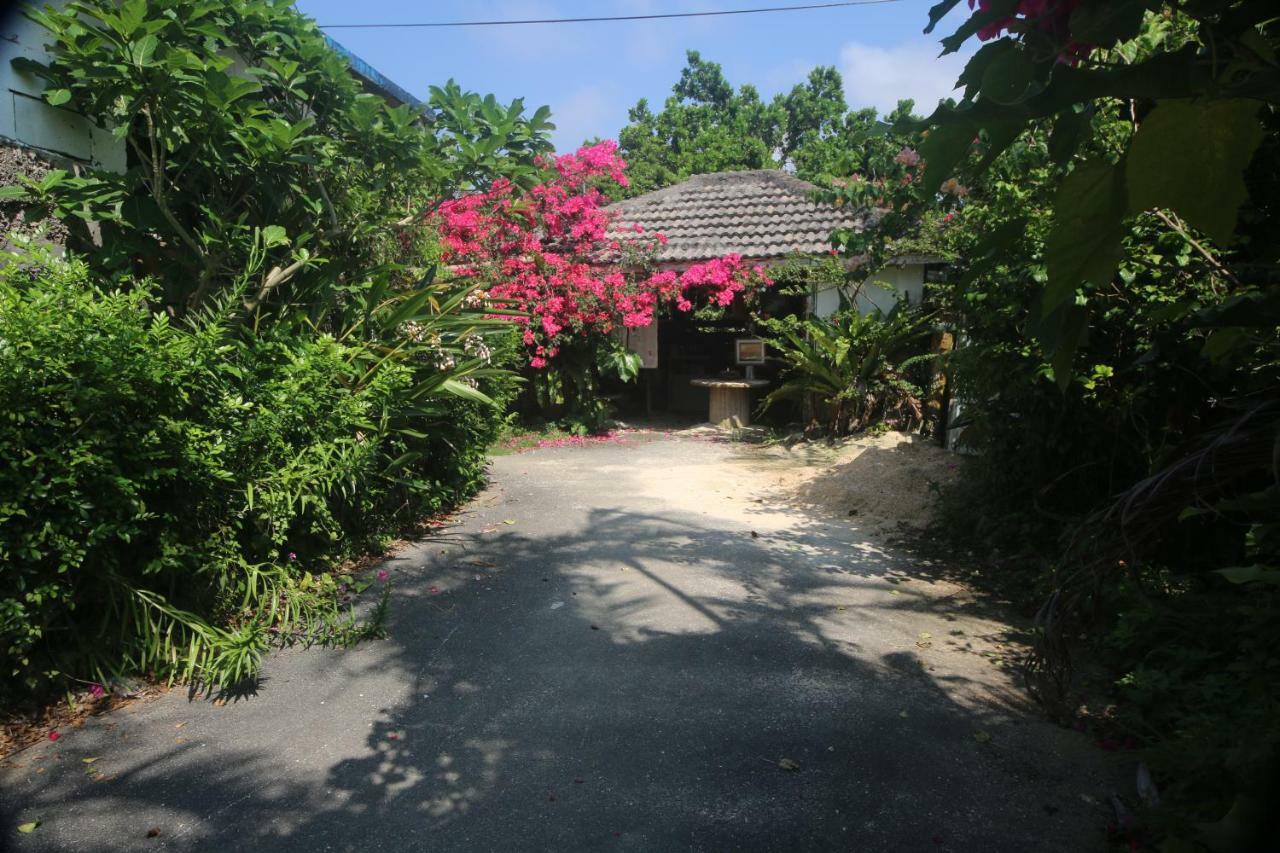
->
[838,40,972,117]
[549,84,622,152]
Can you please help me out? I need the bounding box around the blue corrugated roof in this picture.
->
[324,35,422,110]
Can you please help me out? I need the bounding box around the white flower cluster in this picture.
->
[462,333,493,365]
[400,320,428,343]
[400,322,457,370]
[426,347,456,371]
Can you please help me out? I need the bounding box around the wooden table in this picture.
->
[690,378,771,428]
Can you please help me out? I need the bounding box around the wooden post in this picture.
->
[928,330,954,444]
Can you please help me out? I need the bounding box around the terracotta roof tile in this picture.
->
[605,170,868,263]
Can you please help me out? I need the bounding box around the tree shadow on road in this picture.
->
[2,482,1113,852]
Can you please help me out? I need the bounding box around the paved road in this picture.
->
[2,433,1112,851]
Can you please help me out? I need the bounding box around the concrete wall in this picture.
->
[811,262,926,318]
[0,3,125,171]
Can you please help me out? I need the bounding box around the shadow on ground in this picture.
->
[1,440,1111,852]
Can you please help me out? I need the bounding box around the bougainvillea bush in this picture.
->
[433,140,772,429]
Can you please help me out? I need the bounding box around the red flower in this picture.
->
[48,730,60,742]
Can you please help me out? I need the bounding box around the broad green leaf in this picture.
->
[37,170,68,192]
[1044,160,1126,318]
[1068,0,1146,48]
[1216,565,1280,586]
[441,378,495,407]
[44,88,71,106]
[980,44,1038,105]
[1197,792,1266,853]
[0,185,28,201]
[919,121,975,195]
[260,225,289,248]
[1126,99,1265,245]
[940,0,1019,55]
[116,0,147,35]
[9,56,47,76]
[1201,327,1247,363]
[923,0,963,35]
[975,121,1023,173]
[956,41,1014,101]
[1036,302,1088,391]
[1048,106,1091,166]
[129,34,158,68]
[18,821,39,833]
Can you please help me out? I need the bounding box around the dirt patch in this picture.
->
[754,431,960,537]
[0,143,70,248]
[1,686,164,761]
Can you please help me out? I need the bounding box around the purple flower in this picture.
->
[377,570,389,582]
[287,552,298,561]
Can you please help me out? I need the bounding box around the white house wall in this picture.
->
[0,2,126,171]
[811,263,926,318]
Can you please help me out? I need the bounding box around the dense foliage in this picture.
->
[0,239,518,702]
[760,301,937,436]
[907,2,1280,847]
[0,0,538,702]
[614,50,921,196]
[5,0,553,319]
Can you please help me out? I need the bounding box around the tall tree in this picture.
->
[615,51,918,196]
[616,51,782,195]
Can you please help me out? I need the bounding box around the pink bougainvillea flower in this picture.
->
[966,0,1089,62]
[88,683,105,699]
[47,730,60,742]
[431,140,771,370]
[377,570,389,582]
[288,552,297,561]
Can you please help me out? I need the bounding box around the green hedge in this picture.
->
[0,251,515,701]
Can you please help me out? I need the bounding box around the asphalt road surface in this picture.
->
[2,432,1112,851]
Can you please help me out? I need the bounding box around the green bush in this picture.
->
[759,301,937,436]
[0,247,514,701]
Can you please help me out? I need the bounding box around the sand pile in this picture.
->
[763,431,959,535]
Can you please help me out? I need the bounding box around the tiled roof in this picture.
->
[605,170,868,263]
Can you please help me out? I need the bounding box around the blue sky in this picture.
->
[295,1,975,152]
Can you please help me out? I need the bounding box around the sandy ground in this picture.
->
[746,430,959,537]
